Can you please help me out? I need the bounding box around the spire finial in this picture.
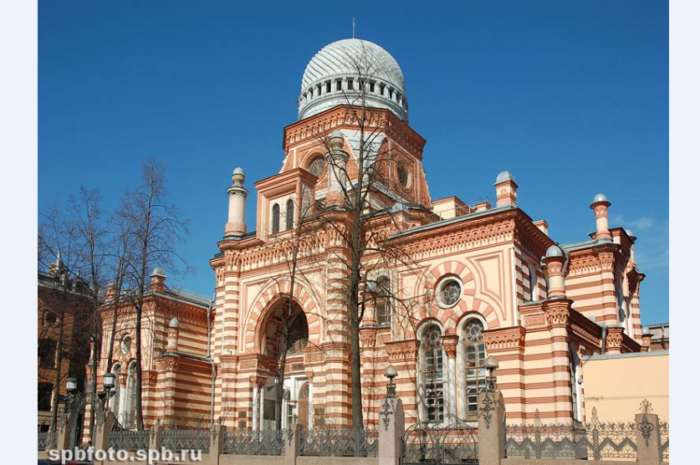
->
[353,17,356,39]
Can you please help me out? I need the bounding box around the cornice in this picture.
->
[283,105,426,158]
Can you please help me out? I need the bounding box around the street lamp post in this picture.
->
[98,372,117,412]
[484,356,499,393]
[385,365,398,398]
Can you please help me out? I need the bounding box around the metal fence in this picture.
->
[38,430,51,451]
[223,429,285,455]
[300,428,379,457]
[402,422,478,465]
[504,408,638,461]
[108,429,150,452]
[161,427,211,453]
[659,421,669,462]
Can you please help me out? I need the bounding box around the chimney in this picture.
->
[533,219,549,236]
[589,193,612,240]
[225,167,248,236]
[150,267,167,293]
[106,281,117,301]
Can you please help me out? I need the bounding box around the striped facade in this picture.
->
[89,40,652,435]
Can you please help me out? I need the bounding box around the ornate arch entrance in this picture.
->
[254,296,312,430]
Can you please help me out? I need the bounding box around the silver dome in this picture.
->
[495,171,517,185]
[298,39,408,122]
[151,267,166,277]
[545,245,565,258]
[592,193,609,204]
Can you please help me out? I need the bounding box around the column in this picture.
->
[259,385,265,431]
[159,357,178,428]
[325,132,349,207]
[442,335,458,424]
[252,377,259,431]
[308,379,314,430]
[543,299,574,421]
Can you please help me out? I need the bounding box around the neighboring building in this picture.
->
[643,322,669,351]
[93,38,658,432]
[582,350,669,423]
[38,256,92,431]
[84,269,213,434]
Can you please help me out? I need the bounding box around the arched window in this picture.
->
[272,204,280,234]
[465,320,486,421]
[616,274,626,326]
[286,199,294,230]
[376,276,391,327]
[570,348,582,423]
[109,364,121,421]
[529,263,538,301]
[422,325,445,424]
[124,361,137,429]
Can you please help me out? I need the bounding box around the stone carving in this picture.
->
[593,205,608,218]
[385,340,419,360]
[483,327,526,350]
[543,304,570,328]
[606,328,624,350]
[523,313,546,328]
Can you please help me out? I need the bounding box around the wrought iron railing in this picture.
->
[38,430,49,451]
[161,427,211,453]
[504,409,638,460]
[402,422,478,465]
[223,429,285,455]
[300,428,378,457]
[108,429,150,452]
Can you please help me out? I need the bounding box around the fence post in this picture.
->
[93,411,115,464]
[477,390,505,465]
[209,424,225,465]
[285,423,302,465]
[379,396,405,465]
[149,423,162,453]
[55,413,73,452]
[636,411,661,465]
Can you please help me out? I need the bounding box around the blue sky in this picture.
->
[39,1,669,324]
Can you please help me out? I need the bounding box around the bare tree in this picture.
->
[119,157,190,430]
[38,204,94,434]
[67,187,111,435]
[306,42,429,427]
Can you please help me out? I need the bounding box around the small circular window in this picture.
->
[121,335,132,355]
[308,156,326,177]
[436,277,462,308]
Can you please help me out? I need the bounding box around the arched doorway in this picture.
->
[258,297,310,430]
